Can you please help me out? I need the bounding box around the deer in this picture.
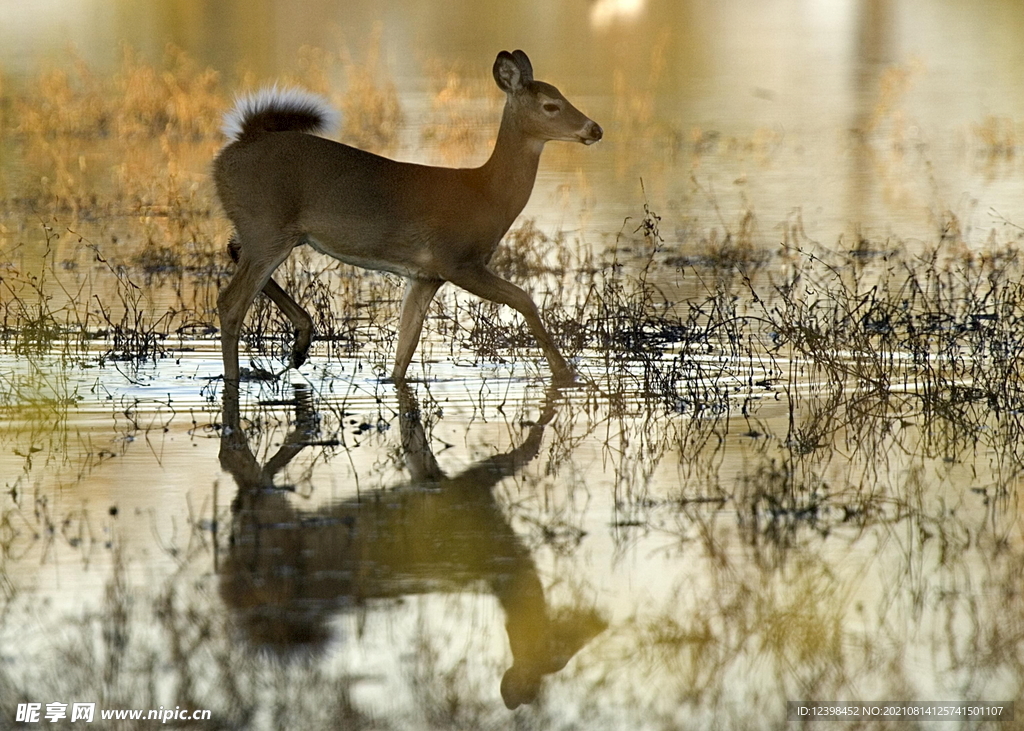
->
[213,50,602,391]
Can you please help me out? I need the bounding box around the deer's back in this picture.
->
[214,133,514,276]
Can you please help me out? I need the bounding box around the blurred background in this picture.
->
[3,0,1024,245]
[3,2,1024,728]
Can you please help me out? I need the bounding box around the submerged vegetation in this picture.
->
[2,43,1024,729]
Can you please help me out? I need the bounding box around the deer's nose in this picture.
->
[583,121,603,145]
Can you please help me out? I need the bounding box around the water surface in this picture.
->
[2,1,1024,728]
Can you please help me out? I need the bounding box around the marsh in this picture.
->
[1,1,1024,728]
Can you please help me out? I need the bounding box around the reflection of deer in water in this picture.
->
[218,383,605,709]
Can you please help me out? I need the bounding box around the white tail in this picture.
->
[220,85,340,142]
[214,50,602,388]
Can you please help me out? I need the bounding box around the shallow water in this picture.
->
[2,338,1021,727]
[2,2,1024,729]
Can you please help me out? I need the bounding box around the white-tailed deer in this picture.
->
[214,50,602,387]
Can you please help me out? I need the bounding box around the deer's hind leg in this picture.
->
[228,236,314,370]
[219,228,302,385]
[262,278,314,369]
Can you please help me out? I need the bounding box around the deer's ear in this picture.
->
[494,50,527,93]
[511,50,534,83]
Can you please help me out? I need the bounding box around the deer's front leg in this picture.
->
[393,277,444,381]
[444,265,574,385]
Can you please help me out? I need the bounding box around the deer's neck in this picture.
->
[479,106,545,225]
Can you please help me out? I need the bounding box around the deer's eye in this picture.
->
[543,102,560,114]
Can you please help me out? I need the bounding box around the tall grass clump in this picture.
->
[758,230,1024,468]
[86,243,174,364]
[0,225,92,357]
